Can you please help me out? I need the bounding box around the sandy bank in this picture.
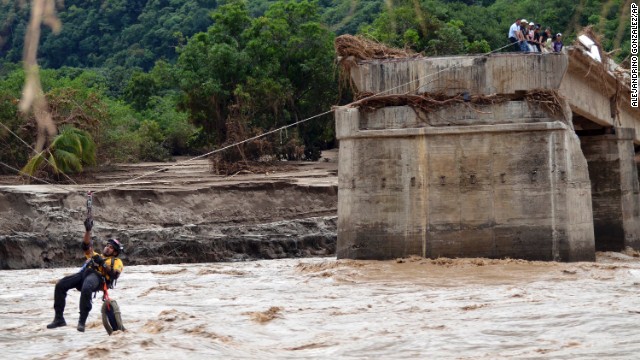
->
[0,152,339,269]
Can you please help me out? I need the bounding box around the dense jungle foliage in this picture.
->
[0,0,634,177]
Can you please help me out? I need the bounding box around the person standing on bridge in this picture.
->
[541,27,553,53]
[508,18,522,52]
[532,24,542,52]
[46,217,124,332]
[518,19,530,52]
[553,33,564,53]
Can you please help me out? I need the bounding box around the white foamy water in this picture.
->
[2,253,640,359]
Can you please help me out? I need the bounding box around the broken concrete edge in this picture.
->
[335,99,575,141]
[343,89,570,125]
[337,121,569,140]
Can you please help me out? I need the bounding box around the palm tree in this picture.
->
[21,125,96,179]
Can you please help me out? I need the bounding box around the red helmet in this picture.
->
[107,238,124,254]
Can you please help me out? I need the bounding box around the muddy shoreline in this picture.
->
[0,154,339,270]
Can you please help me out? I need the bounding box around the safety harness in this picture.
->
[87,256,120,301]
[105,257,119,289]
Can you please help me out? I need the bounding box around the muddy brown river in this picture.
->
[2,253,640,359]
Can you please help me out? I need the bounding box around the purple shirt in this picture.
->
[553,41,563,52]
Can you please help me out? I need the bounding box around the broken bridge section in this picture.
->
[335,49,639,261]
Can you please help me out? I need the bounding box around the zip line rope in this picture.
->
[1,42,517,194]
[91,64,462,194]
[486,42,520,54]
[93,108,336,194]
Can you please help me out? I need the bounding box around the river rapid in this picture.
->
[2,253,640,359]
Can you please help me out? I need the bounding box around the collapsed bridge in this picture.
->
[335,35,640,262]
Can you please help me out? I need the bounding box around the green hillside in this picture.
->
[2,0,631,69]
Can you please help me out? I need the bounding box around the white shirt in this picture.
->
[508,22,519,38]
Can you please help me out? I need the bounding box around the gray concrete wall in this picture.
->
[350,53,568,96]
[336,102,595,261]
[359,101,571,129]
[337,50,640,261]
[580,128,640,251]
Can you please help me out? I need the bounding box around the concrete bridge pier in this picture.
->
[334,49,640,261]
[579,127,640,251]
[335,101,596,262]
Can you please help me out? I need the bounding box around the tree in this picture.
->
[243,0,337,129]
[0,0,215,70]
[0,66,31,174]
[175,0,337,158]
[21,125,96,179]
[173,0,252,146]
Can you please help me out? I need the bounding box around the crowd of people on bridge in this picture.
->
[508,18,563,53]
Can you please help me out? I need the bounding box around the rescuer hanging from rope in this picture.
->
[46,192,124,332]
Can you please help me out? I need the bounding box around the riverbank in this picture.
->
[0,151,338,269]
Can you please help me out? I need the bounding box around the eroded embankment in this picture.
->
[0,181,338,269]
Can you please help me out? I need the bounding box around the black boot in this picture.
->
[46,313,66,329]
[77,312,88,332]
